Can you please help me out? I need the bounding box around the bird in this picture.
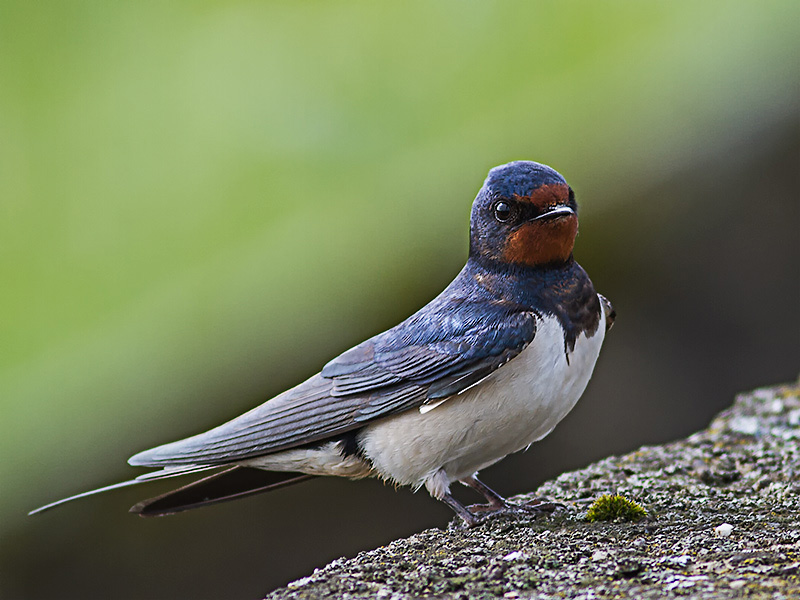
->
[30,160,614,526]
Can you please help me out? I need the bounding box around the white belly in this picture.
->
[359,310,606,490]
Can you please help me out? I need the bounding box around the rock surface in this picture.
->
[265,383,800,599]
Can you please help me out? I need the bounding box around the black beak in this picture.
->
[531,205,575,221]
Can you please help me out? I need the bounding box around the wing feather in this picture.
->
[130,296,537,468]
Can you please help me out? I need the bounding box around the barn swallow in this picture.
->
[31,161,614,526]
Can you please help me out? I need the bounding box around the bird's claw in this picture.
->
[519,497,564,513]
[457,496,563,527]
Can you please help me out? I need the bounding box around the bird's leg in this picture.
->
[440,492,481,527]
[460,474,563,515]
[460,474,509,510]
[426,468,480,527]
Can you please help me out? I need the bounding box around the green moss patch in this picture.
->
[586,494,647,522]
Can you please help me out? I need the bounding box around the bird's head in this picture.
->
[469,161,578,269]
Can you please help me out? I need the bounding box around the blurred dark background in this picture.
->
[2,2,798,599]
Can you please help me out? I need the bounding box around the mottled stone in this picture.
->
[266,383,800,600]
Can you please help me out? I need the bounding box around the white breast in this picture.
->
[360,309,606,490]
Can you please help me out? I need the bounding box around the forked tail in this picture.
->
[29,466,313,517]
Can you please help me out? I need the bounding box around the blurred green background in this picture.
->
[2,1,798,599]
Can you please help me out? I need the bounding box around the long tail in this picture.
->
[29,465,313,517]
[28,465,216,515]
[131,467,313,517]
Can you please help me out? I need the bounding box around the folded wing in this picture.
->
[130,295,537,467]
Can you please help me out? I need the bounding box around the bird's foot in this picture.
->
[443,475,565,527]
[464,501,507,514]
[465,496,562,518]
[517,496,564,513]
[446,498,564,529]
[457,475,564,521]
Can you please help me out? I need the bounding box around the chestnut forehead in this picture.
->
[512,183,570,209]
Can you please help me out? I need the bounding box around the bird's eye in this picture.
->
[493,201,514,223]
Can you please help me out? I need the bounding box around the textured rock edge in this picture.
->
[266,382,800,600]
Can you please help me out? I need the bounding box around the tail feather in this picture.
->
[29,478,143,516]
[28,464,217,516]
[131,466,314,517]
[29,465,312,517]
